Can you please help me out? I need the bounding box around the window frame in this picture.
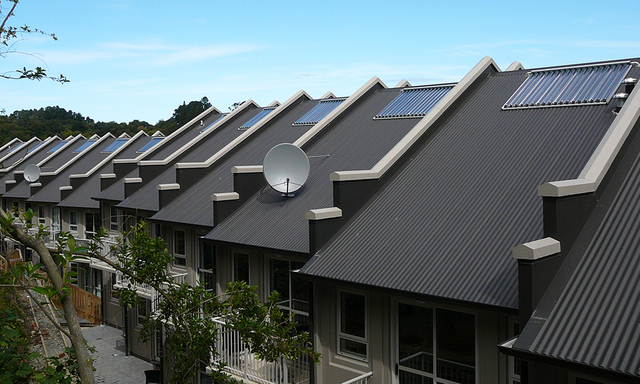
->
[233,251,250,283]
[37,205,46,225]
[173,229,186,267]
[337,289,368,361]
[110,205,118,231]
[69,211,78,233]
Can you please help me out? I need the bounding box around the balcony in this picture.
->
[211,316,310,384]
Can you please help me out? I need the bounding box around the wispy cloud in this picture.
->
[37,41,267,66]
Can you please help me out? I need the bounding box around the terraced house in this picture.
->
[3,56,640,384]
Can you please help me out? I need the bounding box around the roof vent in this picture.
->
[613,93,629,113]
[623,77,637,94]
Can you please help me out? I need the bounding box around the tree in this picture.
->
[1,212,319,383]
[0,0,68,83]
[171,97,213,127]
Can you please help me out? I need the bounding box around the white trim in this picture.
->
[100,173,116,179]
[512,237,561,260]
[73,130,147,178]
[337,288,369,362]
[157,183,180,191]
[176,91,312,170]
[295,76,387,148]
[124,177,142,183]
[320,91,337,99]
[267,100,280,107]
[232,165,262,174]
[0,137,22,153]
[40,133,114,178]
[395,79,412,87]
[506,61,524,71]
[59,185,73,191]
[306,207,342,220]
[211,192,239,202]
[331,56,500,182]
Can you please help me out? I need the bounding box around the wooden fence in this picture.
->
[53,284,102,325]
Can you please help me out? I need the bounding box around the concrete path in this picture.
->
[83,325,153,384]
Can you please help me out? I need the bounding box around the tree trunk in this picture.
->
[3,211,96,384]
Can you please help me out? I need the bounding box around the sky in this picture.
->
[2,0,640,124]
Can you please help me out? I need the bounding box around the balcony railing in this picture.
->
[341,372,373,384]
[211,316,310,384]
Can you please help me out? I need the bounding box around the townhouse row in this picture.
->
[3,55,640,384]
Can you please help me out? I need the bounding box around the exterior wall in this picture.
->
[313,281,514,384]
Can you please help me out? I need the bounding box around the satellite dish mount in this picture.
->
[263,143,310,197]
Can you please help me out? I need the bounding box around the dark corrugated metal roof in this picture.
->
[93,169,136,203]
[117,107,264,212]
[299,67,628,309]
[512,112,640,376]
[204,87,419,253]
[0,139,63,194]
[151,99,321,227]
[3,138,91,199]
[28,138,116,204]
[147,112,224,160]
[57,135,150,209]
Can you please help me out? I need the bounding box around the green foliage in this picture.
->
[101,222,319,384]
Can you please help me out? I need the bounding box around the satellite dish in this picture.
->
[24,164,41,183]
[263,143,309,196]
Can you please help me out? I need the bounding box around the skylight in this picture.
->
[48,141,67,153]
[239,107,276,130]
[137,137,164,152]
[201,113,228,133]
[73,140,96,153]
[374,86,454,119]
[27,142,44,153]
[102,138,129,153]
[8,142,25,153]
[503,62,631,110]
[293,99,346,126]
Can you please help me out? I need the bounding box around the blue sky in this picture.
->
[2,0,640,123]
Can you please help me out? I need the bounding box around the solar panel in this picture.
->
[27,142,44,153]
[137,137,164,152]
[73,140,96,153]
[201,113,228,133]
[102,138,129,153]
[503,62,631,110]
[293,99,345,126]
[48,141,68,153]
[374,86,454,119]
[7,142,25,153]
[238,107,276,130]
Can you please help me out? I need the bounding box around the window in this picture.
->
[2,198,6,213]
[48,141,67,153]
[8,142,24,153]
[73,140,96,153]
[292,99,345,126]
[509,319,521,384]
[69,211,78,233]
[173,230,186,267]
[38,205,46,225]
[27,142,44,153]
[269,258,309,331]
[102,138,128,153]
[137,298,151,326]
[200,113,228,133]
[85,212,101,238]
[338,291,367,360]
[52,207,61,233]
[110,205,118,231]
[199,242,215,291]
[25,203,32,223]
[137,137,164,152]
[397,303,476,384]
[503,62,631,110]
[374,85,454,119]
[233,252,249,283]
[238,107,275,130]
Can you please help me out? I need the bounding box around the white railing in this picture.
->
[211,317,310,384]
[341,372,373,384]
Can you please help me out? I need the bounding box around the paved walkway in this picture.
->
[83,325,153,384]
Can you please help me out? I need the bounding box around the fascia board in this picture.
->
[331,56,500,182]
[395,79,412,87]
[539,75,640,197]
[175,91,313,170]
[320,91,336,99]
[70,131,147,179]
[506,61,524,71]
[139,100,260,167]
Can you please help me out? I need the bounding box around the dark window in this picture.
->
[233,252,249,283]
[339,291,367,359]
[199,242,216,291]
[174,230,186,266]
